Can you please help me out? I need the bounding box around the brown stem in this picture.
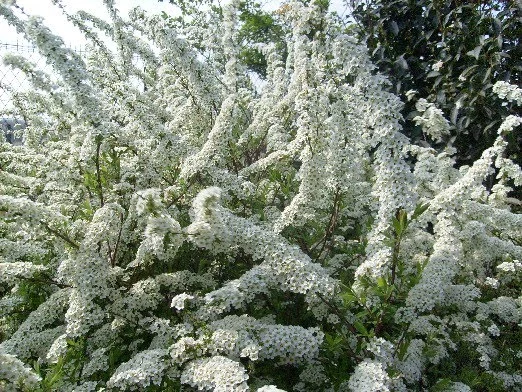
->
[390,217,403,286]
[315,292,356,335]
[315,292,363,360]
[313,187,341,261]
[166,175,195,210]
[18,275,71,289]
[110,212,124,267]
[392,329,408,359]
[39,220,80,249]
[94,138,104,207]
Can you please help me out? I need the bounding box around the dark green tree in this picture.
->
[236,0,287,78]
[348,0,521,167]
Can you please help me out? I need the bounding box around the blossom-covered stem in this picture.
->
[94,136,105,207]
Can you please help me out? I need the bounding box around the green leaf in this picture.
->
[432,378,453,392]
[399,210,407,230]
[466,45,482,60]
[377,276,388,289]
[460,65,479,79]
[353,320,369,336]
[411,202,429,220]
[397,339,411,361]
[482,67,492,84]
[33,360,40,376]
[492,17,502,35]
[325,333,343,350]
[389,20,399,36]
[341,292,357,305]
[450,105,459,125]
[392,217,402,236]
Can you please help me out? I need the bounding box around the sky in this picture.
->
[0,0,349,112]
[0,0,349,47]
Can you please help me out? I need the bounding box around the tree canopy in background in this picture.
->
[349,0,521,167]
[195,0,522,167]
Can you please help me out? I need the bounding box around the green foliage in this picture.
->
[349,0,522,167]
[1,1,520,390]
[36,339,86,391]
[237,1,287,77]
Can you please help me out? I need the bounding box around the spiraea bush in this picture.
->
[0,0,521,391]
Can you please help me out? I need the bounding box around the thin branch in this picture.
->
[313,187,341,261]
[110,212,124,267]
[315,292,356,335]
[17,275,72,289]
[315,292,363,360]
[94,137,105,207]
[39,220,80,249]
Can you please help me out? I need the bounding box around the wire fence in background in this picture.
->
[0,39,265,144]
[0,41,89,117]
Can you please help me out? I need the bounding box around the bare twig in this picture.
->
[39,220,80,249]
[94,137,105,207]
[313,187,341,261]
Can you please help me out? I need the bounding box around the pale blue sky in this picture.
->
[0,0,349,46]
[0,0,349,110]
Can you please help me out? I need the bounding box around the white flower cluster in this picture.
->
[46,333,68,363]
[395,339,425,384]
[82,347,109,378]
[257,385,287,392]
[106,349,169,390]
[0,289,69,360]
[168,314,324,379]
[171,293,195,310]
[207,315,324,365]
[497,259,522,277]
[493,81,522,105]
[1,0,521,390]
[413,98,451,142]
[180,356,249,392]
[0,352,42,391]
[347,359,391,392]
[186,187,335,317]
[0,261,48,284]
[155,270,216,293]
[447,382,472,392]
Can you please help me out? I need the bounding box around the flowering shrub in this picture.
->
[0,0,521,391]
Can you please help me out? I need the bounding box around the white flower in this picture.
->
[432,61,443,72]
[348,359,391,392]
[0,353,42,389]
[493,81,522,105]
[171,293,195,310]
[413,98,450,142]
[485,277,499,289]
[257,386,287,392]
[488,324,500,337]
[107,349,168,390]
[447,382,472,392]
[405,90,417,101]
[181,356,249,392]
[46,334,68,363]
